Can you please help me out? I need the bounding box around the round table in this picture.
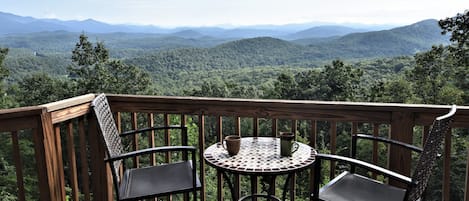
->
[204,137,317,200]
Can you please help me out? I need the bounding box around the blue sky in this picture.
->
[0,0,467,27]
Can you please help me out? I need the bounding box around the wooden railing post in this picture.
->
[389,111,414,186]
[88,114,113,201]
[33,112,66,201]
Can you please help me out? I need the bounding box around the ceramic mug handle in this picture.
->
[291,142,299,153]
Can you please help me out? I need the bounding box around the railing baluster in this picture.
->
[78,117,91,201]
[309,120,317,200]
[372,123,379,179]
[116,112,122,132]
[181,114,189,201]
[330,121,337,179]
[272,118,278,137]
[164,113,170,163]
[443,129,452,201]
[216,115,224,201]
[164,113,173,201]
[351,122,358,158]
[131,113,139,168]
[270,118,278,197]
[11,131,26,201]
[54,125,66,200]
[66,121,79,201]
[292,120,297,135]
[116,112,124,181]
[235,116,241,199]
[148,113,156,165]
[290,120,298,201]
[253,117,259,137]
[252,117,259,200]
[198,114,206,201]
[423,125,429,146]
[181,114,187,146]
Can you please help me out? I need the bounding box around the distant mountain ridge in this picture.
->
[284,26,368,40]
[312,19,450,57]
[0,9,451,66]
[124,19,450,73]
[0,11,391,39]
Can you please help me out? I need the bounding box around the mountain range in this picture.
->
[0,11,392,39]
[0,11,451,73]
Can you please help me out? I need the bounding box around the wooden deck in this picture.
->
[1,94,469,201]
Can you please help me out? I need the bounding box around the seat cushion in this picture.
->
[319,171,406,201]
[119,161,201,200]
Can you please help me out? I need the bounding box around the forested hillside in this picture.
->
[307,19,450,57]
[0,18,449,89]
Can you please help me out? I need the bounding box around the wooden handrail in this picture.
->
[106,94,469,125]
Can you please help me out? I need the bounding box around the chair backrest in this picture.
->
[91,93,123,183]
[407,105,457,201]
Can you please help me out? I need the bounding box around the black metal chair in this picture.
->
[312,105,457,201]
[91,93,201,201]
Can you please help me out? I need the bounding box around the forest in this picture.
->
[0,10,467,201]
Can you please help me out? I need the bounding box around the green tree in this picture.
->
[269,60,363,101]
[71,34,109,66]
[293,69,321,100]
[270,72,298,99]
[368,77,414,103]
[439,10,469,102]
[69,33,153,95]
[439,10,469,66]
[0,48,9,80]
[407,45,463,104]
[188,79,230,97]
[317,60,363,101]
[0,48,16,109]
[14,73,73,106]
[188,78,260,98]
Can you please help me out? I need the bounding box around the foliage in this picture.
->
[268,60,363,101]
[69,33,153,95]
[0,48,16,109]
[367,76,415,103]
[407,45,462,104]
[439,10,469,102]
[71,33,109,66]
[439,10,469,66]
[13,73,73,106]
[0,48,9,80]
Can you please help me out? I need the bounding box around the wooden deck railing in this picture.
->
[0,94,469,201]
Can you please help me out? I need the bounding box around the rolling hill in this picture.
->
[284,26,367,40]
[306,19,450,57]
[125,19,450,71]
[0,12,451,83]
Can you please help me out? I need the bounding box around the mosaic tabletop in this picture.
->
[204,137,316,175]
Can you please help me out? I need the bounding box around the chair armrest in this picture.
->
[120,125,187,137]
[355,134,422,153]
[316,153,414,185]
[105,145,196,162]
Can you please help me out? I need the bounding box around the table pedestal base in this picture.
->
[223,171,293,201]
